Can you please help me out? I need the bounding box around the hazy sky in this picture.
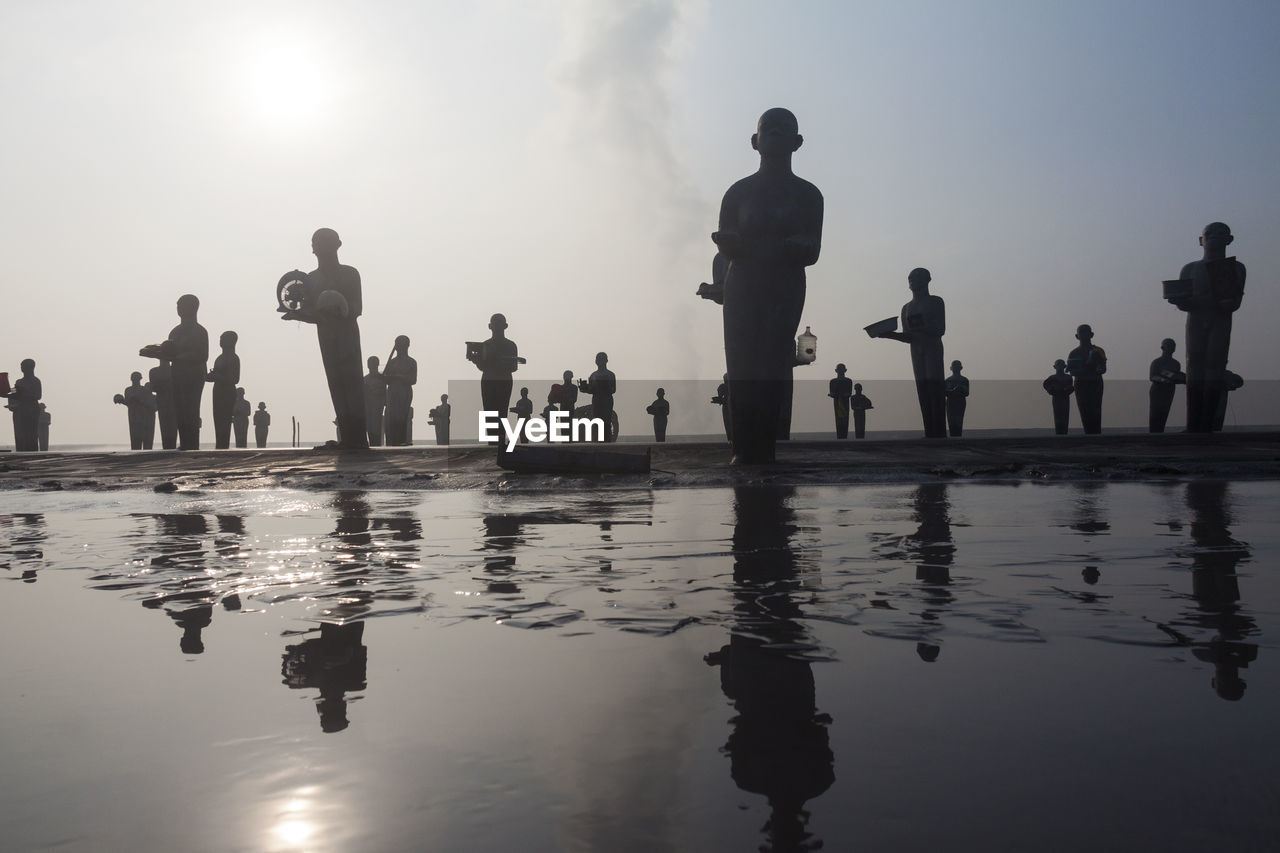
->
[4,0,1278,445]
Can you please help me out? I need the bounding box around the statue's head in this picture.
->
[368,355,380,370]
[440,394,448,403]
[258,402,266,410]
[176,294,199,319]
[395,334,410,351]
[1076,324,1093,342]
[1054,359,1066,370]
[520,386,529,396]
[312,228,341,255]
[854,383,863,393]
[489,313,507,332]
[1200,222,1233,251]
[563,369,573,381]
[236,387,246,398]
[752,107,802,156]
[595,351,608,367]
[220,330,238,349]
[657,387,665,398]
[908,268,931,292]
[951,360,963,372]
[131,371,142,382]
[835,363,846,375]
[1161,338,1176,354]
[20,358,35,374]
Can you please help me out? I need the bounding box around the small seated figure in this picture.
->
[1148,338,1185,433]
[510,387,534,443]
[828,363,853,439]
[206,330,241,449]
[232,387,251,448]
[384,336,417,446]
[646,387,670,442]
[363,355,386,447]
[850,382,873,439]
[468,313,520,426]
[253,402,271,448]
[1066,324,1106,435]
[873,268,946,438]
[711,374,732,443]
[578,352,617,442]
[944,360,969,437]
[428,394,451,446]
[149,359,177,450]
[1213,370,1244,432]
[1043,359,1075,435]
[115,371,157,449]
[37,403,50,451]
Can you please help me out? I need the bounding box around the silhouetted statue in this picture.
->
[1043,359,1074,435]
[553,369,578,416]
[945,359,969,437]
[253,402,270,448]
[363,355,386,447]
[578,352,617,443]
[231,387,250,447]
[206,330,240,449]
[873,268,946,437]
[3,359,42,451]
[510,386,533,443]
[281,228,368,449]
[1148,338,1185,433]
[713,108,823,464]
[1066,324,1106,434]
[148,359,177,449]
[1213,370,1244,432]
[828,363,853,439]
[384,335,417,446]
[711,374,732,443]
[850,382,872,439]
[37,404,49,451]
[428,394,450,446]
[141,294,207,450]
[646,387,670,442]
[468,313,521,426]
[1167,222,1246,433]
[115,370,157,449]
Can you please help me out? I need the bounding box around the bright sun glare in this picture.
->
[241,37,331,127]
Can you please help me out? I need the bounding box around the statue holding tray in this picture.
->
[467,313,524,431]
[869,268,946,437]
[140,294,207,450]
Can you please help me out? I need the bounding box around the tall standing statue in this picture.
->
[646,387,670,442]
[712,108,823,464]
[254,402,271,448]
[467,313,520,427]
[232,387,251,448]
[510,387,533,443]
[141,294,207,450]
[945,360,969,437]
[554,369,578,418]
[207,330,240,450]
[579,352,617,442]
[850,383,873,439]
[3,359,42,451]
[281,228,368,450]
[873,268,946,438]
[1148,338,1185,433]
[1066,324,1106,435]
[114,371,157,449]
[363,355,386,447]
[429,394,451,446]
[1043,359,1074,435]
[384,335,417,446]
[149,359,177,450]
[1166,222,1246,433]
[828,363,853,439]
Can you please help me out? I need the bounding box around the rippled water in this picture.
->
[2,481,1278,851]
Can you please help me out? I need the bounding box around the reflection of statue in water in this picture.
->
[428,394,451,446]
[1066,324,1106,435]
[253,402,270,448]
[281,229,369,449]
[232,387,250,448]
[1184,481,1256,701]
[705,486,834,850]
[578,352,617,443]
[849,382,872,439]
[384,335,417,446]
[646,387,670,442]
[169,605,213,655]
[149,359,177,449]
[3,358,43,451]
[282,622,368,733]
[114,370,157,449]
[510,387,533,443]
[206,330,240,449]
[944,360,969,437]
[481,512,528,594]
[828,364,852,439]
[1148,338,1185,433]
[1166,223,1246,433]
[713,108,823,464]
[1043,359,1074,435]
[363,355,386,447]
[141,294,207,450]
[468,313,521,429]
[711,374,732,443]
[873,268,946,438]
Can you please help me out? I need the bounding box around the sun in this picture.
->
[240,37,332,127]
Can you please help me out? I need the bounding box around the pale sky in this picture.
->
[3,0,1278,445]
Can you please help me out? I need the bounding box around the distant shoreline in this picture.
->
[3,431,1279,492]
